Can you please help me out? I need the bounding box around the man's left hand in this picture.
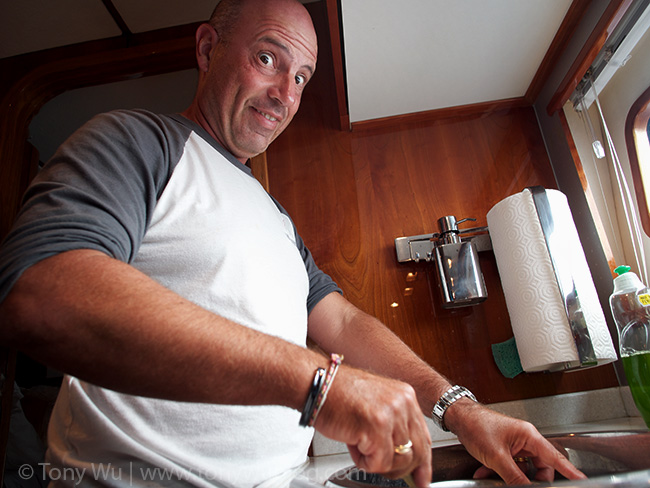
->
[447,401,587,485]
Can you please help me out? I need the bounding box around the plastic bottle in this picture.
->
[609,265,650,428]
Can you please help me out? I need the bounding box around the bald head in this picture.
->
[209,0,317,51]
[183,0,318,162]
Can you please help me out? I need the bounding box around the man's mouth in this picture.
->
[254,108,280,123]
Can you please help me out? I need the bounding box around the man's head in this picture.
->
[184,0,318,163]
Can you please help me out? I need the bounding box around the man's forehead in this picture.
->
[238,0,317,55]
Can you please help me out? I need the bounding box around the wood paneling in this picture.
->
[267,1,619,404]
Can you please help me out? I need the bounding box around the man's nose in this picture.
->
[269,74,297,107]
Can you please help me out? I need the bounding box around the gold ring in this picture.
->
[513,457,529,463]
[394,440,413,455]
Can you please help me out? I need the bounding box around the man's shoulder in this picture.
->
[87,109,184,133]
[72,109,193,156]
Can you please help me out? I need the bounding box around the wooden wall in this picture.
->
[265,1,619,404]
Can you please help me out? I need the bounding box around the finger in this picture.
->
[412,462,432,488]
[522,436,586,482]
[412,413,432,485]
[384,411,431,483]
[387,388,431,481]
[473,465,495,479]
[533,465,555,482]
[382,431,418,478]
[392,410,431,481]
[354,432,395,473]
[533,445,586,481]
[474,458,537,485]
[491,457,532,486]
[389,437,415,475]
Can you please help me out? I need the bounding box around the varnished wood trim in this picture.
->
[325,0,350,131]
[526,0,592,104]
[250,152,270,192]
[0,23,202,96]
[625,84,650,237]
[350,97,530,132]
[547,0,632,115]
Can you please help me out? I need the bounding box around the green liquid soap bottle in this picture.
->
[609,265,650,428]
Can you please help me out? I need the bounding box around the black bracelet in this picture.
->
[299,368,325,426]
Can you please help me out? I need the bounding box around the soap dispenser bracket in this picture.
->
[395,216,491,308]
[395,218,492,263]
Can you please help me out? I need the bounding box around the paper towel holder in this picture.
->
[527,186,598,369]
[394,216,491,308]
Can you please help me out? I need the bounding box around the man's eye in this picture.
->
[295,74,306,86]
[259,53,273,66]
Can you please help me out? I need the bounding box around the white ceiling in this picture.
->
[341,0,572,122]
[0,0,215,58]
[1,0,573,124]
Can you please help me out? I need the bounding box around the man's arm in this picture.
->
[0,248,434,486]
[0,249,326,408]
[308,292,587,486]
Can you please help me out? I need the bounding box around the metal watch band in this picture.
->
[432,385,477,432]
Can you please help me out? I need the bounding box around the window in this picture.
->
[561,7,650,283]
[626,85,650,235]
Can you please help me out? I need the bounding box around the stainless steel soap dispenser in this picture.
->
[433,216,488,308]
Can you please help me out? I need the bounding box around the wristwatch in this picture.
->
[432,385,477,432]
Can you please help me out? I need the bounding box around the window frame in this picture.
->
[626,84,650,236]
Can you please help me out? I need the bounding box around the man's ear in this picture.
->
[195,23,219,73]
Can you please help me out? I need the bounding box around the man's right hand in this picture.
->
[314,367,433,488]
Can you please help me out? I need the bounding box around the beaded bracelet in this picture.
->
[308,353,343,427]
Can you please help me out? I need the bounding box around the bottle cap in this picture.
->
[612,265,644,293]
[614,265,631,276]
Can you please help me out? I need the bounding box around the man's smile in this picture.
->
[254,107,280,122]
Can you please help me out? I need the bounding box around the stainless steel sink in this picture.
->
[326,431,650,487]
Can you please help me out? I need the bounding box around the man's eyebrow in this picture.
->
[259,36,315,76]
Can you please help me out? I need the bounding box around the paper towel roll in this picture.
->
[486,188,617,372]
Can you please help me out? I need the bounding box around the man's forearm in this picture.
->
[0,249,326,407]
[308,293,453,415]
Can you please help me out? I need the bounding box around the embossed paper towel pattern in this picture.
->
[486,189,617,372]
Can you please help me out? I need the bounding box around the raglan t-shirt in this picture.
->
[0,109,341,487]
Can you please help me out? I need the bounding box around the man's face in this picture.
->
[199,1,318,161]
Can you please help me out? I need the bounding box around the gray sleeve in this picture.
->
[270,197,342,314]
[0,109,187,302]
[297,231,343,315]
